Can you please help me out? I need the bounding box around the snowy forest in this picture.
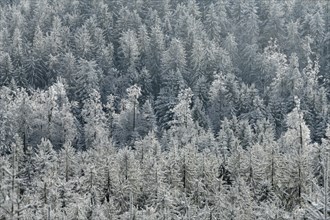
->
[0,0,330,219]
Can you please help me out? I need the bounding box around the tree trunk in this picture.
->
[11,143,16,219]
[298,123,303,207]
[325,152,328,220]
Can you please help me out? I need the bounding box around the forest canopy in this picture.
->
[0,0,330,219]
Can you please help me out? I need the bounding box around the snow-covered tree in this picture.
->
[278,99,315,210]
[81,89,108,149]
[113,85,142,146]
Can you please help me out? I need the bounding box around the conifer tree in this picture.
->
[81,89,108,149]
[278,99,315,210]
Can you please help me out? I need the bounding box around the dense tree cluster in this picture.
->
[0,0,330,219]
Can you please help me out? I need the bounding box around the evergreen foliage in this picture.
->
[0,0,330,218]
